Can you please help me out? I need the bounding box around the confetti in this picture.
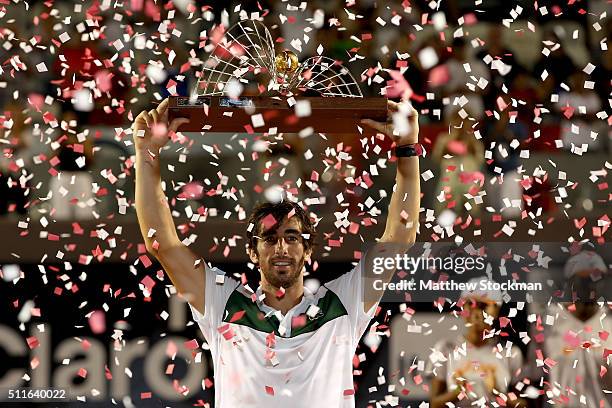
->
[88,311,106,334]
[294,100,311,117]
[0,3,607,406]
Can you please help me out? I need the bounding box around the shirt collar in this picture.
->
[255,285,315,319]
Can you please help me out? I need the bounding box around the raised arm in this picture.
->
[362,100,420,312]
[133,99,206,313]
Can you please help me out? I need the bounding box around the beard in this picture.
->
[261,257,305,289]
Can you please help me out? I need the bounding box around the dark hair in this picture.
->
[246,201,316,255]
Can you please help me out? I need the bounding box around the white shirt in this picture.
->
[190,262,377,407]
[426,335,523,407]
[545,307,612,408]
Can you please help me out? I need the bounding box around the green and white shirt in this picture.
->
[190,262,377,407]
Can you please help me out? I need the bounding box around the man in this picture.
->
[133,98,420,407]
[544,251,611,408]
[427,278,526,408]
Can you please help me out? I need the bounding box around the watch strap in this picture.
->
[394,143,425,158]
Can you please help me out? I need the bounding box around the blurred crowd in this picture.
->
[0,0,610,221]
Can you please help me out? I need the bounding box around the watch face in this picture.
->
[396,144,424,157]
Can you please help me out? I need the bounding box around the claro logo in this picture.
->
[0,297,207,401]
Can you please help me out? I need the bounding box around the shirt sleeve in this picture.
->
[324,260,377,343]
[188,264,239,345]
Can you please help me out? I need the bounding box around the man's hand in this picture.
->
[361,100,419,145]
[133,98,189,152]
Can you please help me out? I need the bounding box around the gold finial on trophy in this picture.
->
[274,50,299,74]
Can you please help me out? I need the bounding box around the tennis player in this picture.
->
[133,98,421,407]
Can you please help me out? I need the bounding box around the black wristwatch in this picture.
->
[394,143,426,158]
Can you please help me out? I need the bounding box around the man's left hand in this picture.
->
[361,100,419,146]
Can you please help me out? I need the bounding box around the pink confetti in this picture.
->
[139,255,152,268]
[140,275,156,292]
[30,357,40,370]
[184,339,199,350]
[496,96,508,111]
[88,310,106,334]
[130,0,144,11]
[385,70,413,100]
[447,140,468,155]
[26,336,39,349]
[292,315,307,329]
[428,65,449,86]
[229,310,246,323]
[95,70,113,92]
[166,340,178,358]
[27,93,44,111]
[275,287,285,299]
[260,214,277,231]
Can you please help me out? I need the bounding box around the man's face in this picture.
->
[565,271,601,320]
[462,297,500,332]
[249,217,312,289]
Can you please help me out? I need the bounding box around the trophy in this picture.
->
[169,20,387,133]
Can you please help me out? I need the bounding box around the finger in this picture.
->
[168,118,189,134]
[156,98,169,121]
[139,111,151,129]
[156,98,169,114]
[149,109,159,125]
[361,119,387,134]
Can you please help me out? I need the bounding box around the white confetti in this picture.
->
[431,12,446,31]
[295,100,311,117]
[72,89,94,112]
[2,264,20,282]
[251,113,264,128]
[224,79,243,99]
[582,63,595,75]
[59,32,71,43]
[421,170,434,181]
[418,47,438,70]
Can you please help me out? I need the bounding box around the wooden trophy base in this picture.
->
[168,96,387,134]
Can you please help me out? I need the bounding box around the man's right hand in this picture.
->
[133,98,189,152]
